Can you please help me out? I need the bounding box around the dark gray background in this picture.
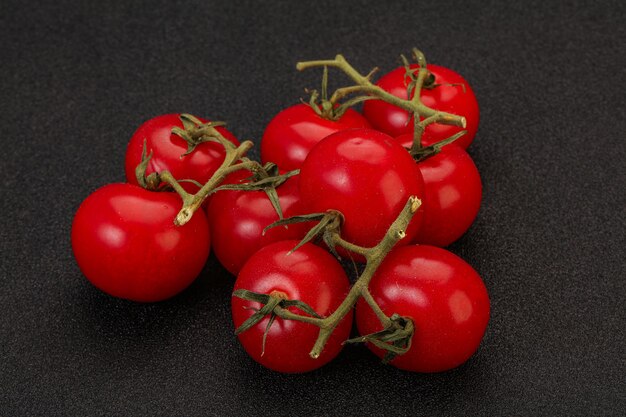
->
[1,0,625,415]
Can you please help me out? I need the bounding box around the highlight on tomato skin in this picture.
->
[231,240,353,373]
[362,64,479,149]
[260,103,371,172]
[355,245,490,373]
[71,183,211,303]
[124,113,240,194]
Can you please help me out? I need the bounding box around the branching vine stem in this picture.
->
[155,127,257,226]
[296,54,466,131]
[242,196,421,359]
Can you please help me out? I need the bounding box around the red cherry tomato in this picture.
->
[232,240,352,373]
[124,114,239,193]
[396,134,482,247]
[298,128,424,252]
[71,183,211,302]
[206,172,312,275]
[260,103,371,171]
[356,245,490,372]
[362,64,479,149]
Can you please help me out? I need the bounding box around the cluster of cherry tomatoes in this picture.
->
[71,50,490,374]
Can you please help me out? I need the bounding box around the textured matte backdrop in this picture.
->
[1,0,624,416]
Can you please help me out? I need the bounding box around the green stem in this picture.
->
[297,55,466,129]
[233,197,422,360]
[361,288,392,328]
[329,235,369,257]
[409,65,429,151]
[273,306,325,326]
[308,196,421,358]
[174,139,255,226]
[159,171,193,205]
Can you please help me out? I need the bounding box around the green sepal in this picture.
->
[411,130,467,162]
[232,289,323,341]
[304,65,370,121]
[209,167,300,220]
[172,114,228,157]
[261,313,277,356]
[135,138,152,189]
[179,113,204,130]
[264,187,284,219]
[235,298,280,336]
[345,314,414,364]
[333,95,376,120]
[306,89,323,118]
[135,138,161,190]
[281,299,323,319]
[263,211,342,256]
[263,212,326,235]
[423,81,466,92]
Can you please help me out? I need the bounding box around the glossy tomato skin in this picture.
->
[124,114,239,193]
[260,103,371,171]
[207,172,311,275]
[298,128,424,252]
[232,240,352,373]
[356,245,490,372]
[397,134,482,247]
[362,64,479,149]
[71,183,211,302]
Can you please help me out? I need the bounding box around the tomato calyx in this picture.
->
[265,210,344,257]
[170,113,229,157]
[135,139,203,192]
[399,50,466,93]
[304,65,375,122]
[233,288,324,355]
[409,129,467,162]
[346,313,414,364]
[134,127,257,226]
[211,163,300,219]
[233,289,324,332]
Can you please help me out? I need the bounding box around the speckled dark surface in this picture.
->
[1,0,625,415]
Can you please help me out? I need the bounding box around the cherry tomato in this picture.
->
[71,183,211,302]
[124,114,239,193]
[396,134,482,247]
[298,128,424,253]
[260,103,371,171]
[362,64,479,149]
[232,240,352,373]
[206,172,312,275]
[356,245,490,372]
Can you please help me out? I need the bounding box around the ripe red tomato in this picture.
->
[356,245,490,372]
[260,103,371,171]
[124,114,240,193]
[206,172,312,275]
[71,183,211,302]
[396,134,482,247]
[362,64,479,149]
[298,128,424,252]
[232,240,352,373]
